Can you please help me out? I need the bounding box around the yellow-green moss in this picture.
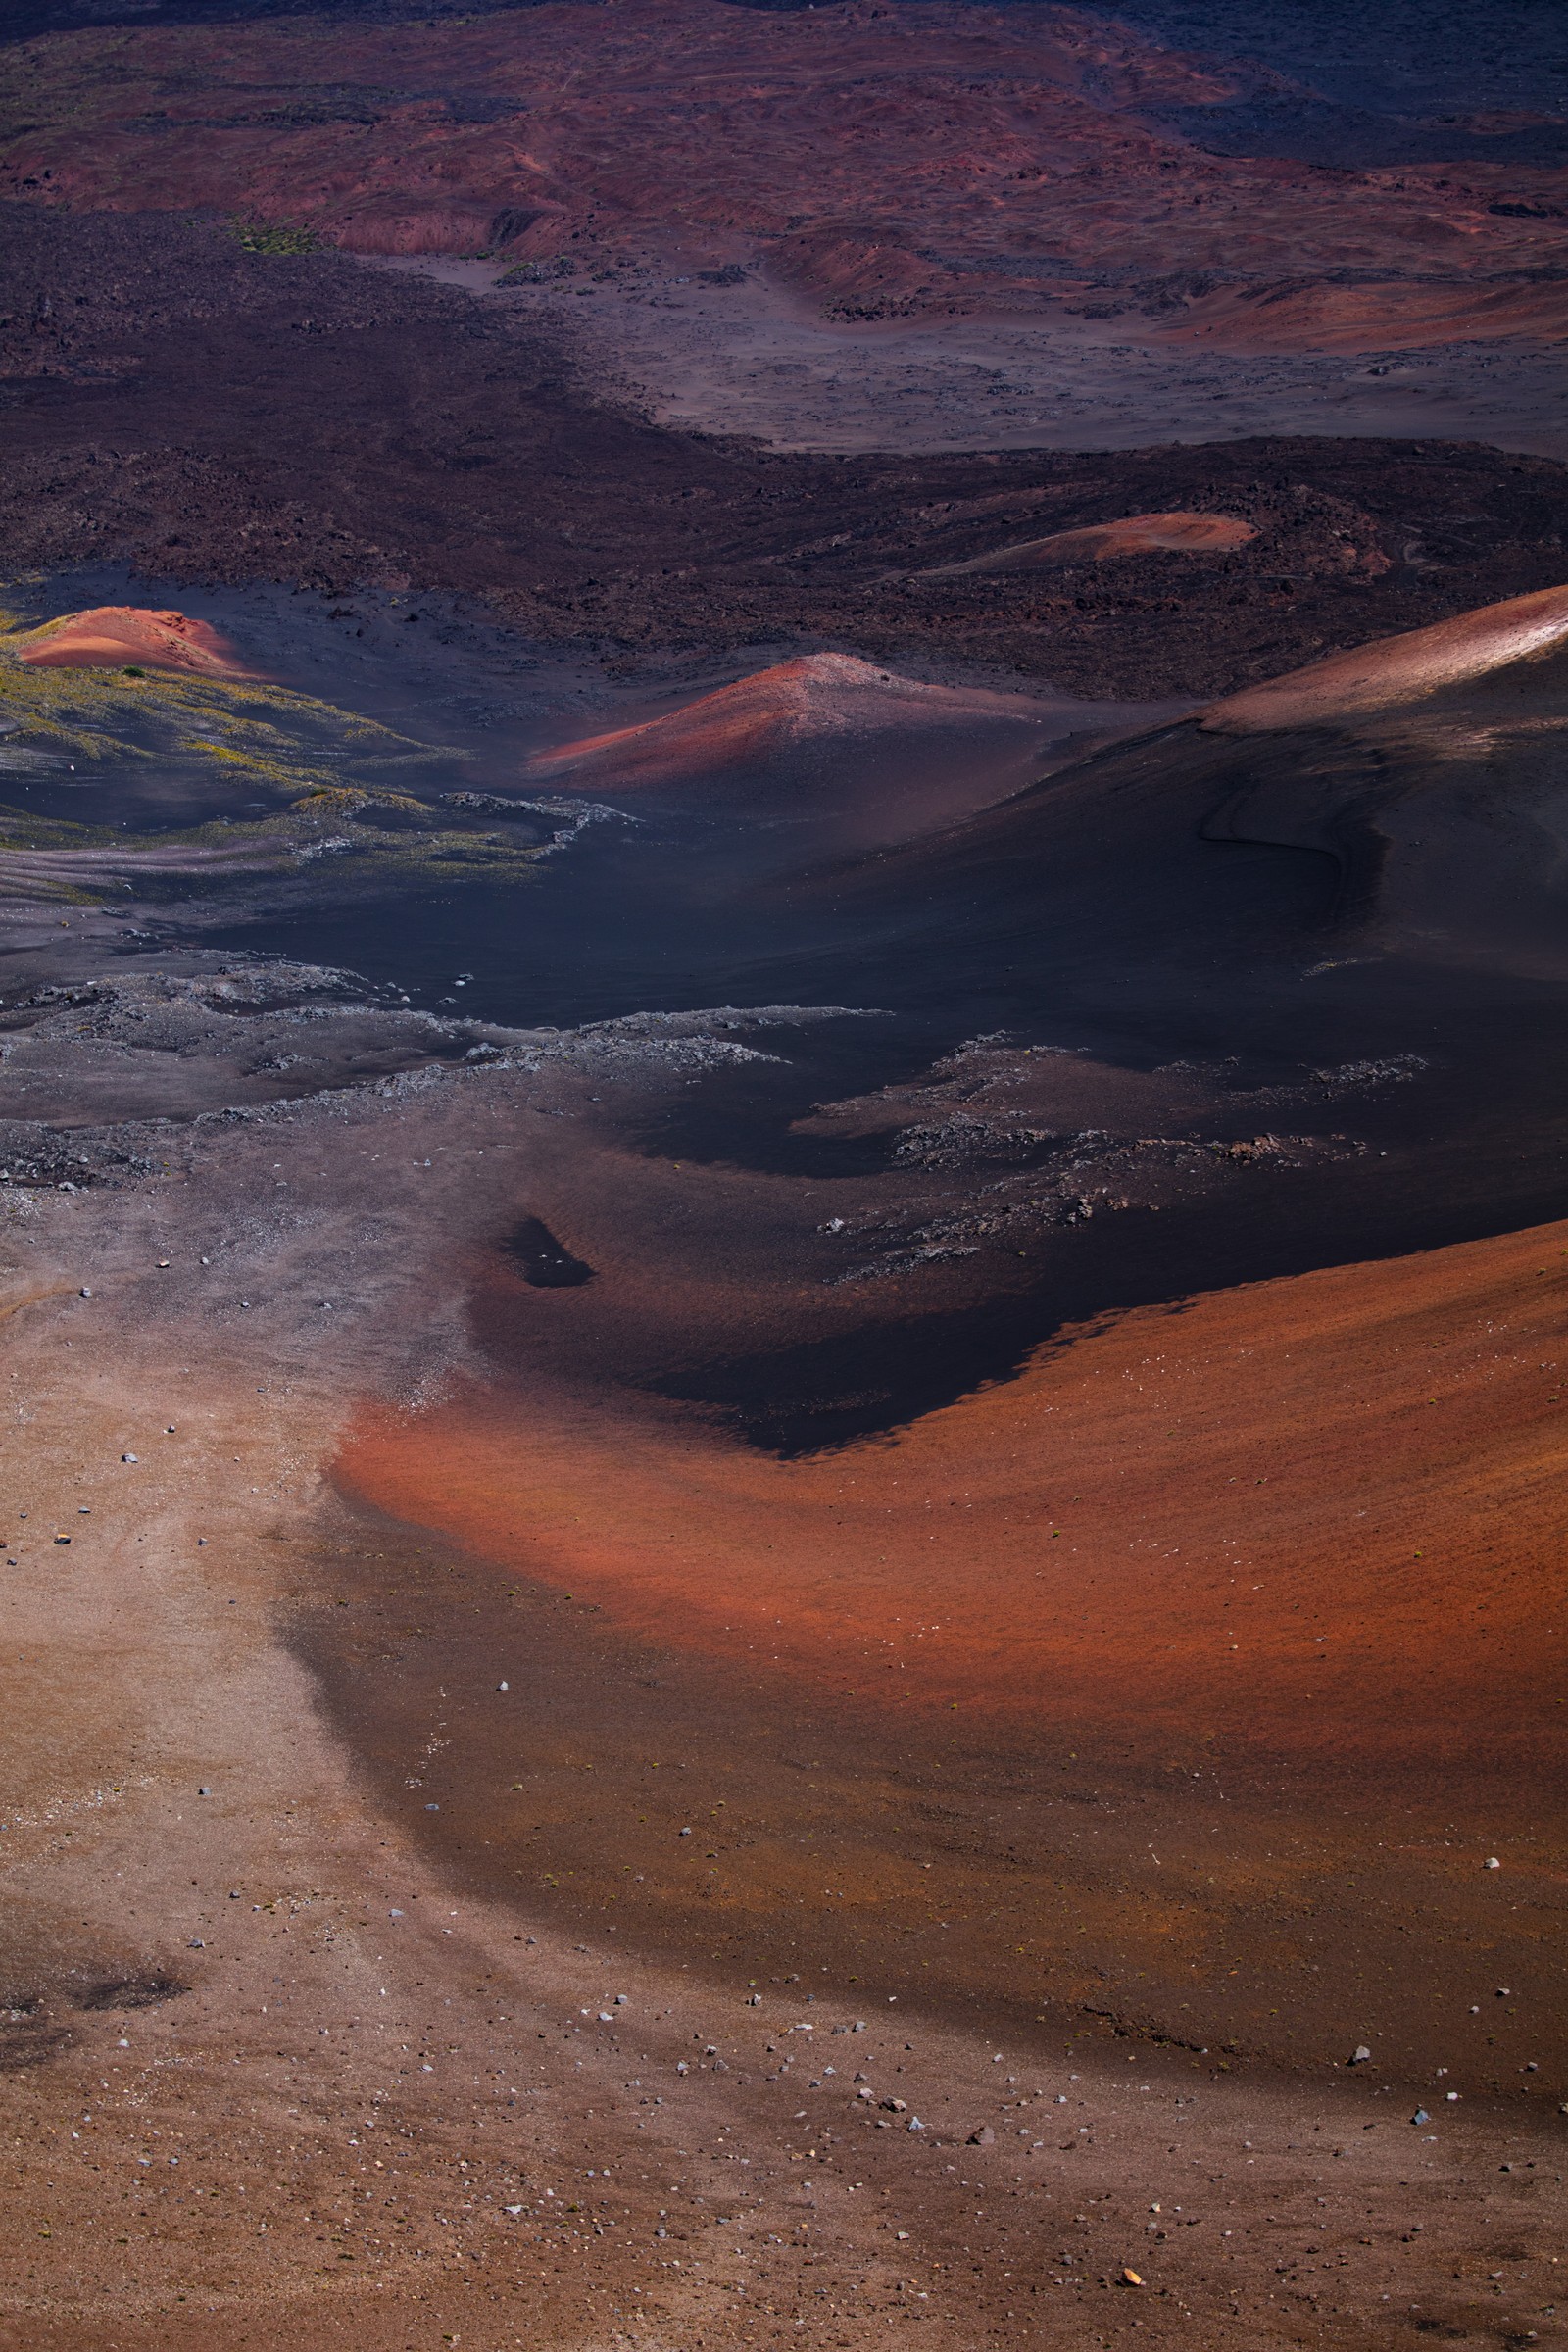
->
[0,636,472,801]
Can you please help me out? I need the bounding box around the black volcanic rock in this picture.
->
[2,207,1566,702]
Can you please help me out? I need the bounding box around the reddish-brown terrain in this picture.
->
[523,653,1132,843]
[525,655,996,788]
[924,508,1259,573]
[11,604,263,678]
[3,0,1566,351]
[1,5,1566,2347]
[334,1204,1568,2081]
[3,201,1567,701]
[342,1217,1567,1783]
[1,1001,1563,2352]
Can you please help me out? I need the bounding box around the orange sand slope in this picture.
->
[527,653,1066,791]
[521,653,1142,849]
[526,655,876,787]
[11,606,263,680]
[341,1215,1568,1780]
[1204,578,1568,729]
[923,511,1258,576]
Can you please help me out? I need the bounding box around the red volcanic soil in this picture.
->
[342,1215,1567,1781]
[1168,271,1568,353]
[3,0,1566,352]
[528,655,905,787]
[924,508,1258,575]
[525,653,1126,849]
[1203,576,1568,728]
[5,1061,1560,2352]
[10,604,262,678]
[331,1208,1568,2084]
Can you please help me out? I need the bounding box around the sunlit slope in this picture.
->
[848,583,1568,979]
[526,654,1124,851]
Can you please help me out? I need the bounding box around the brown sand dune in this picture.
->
[11,605,263,680]
[1203,577,1568,728]
[922,509,1257,576]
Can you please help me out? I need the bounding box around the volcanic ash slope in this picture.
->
[524,652,1154,850]
[857,578,1568,981]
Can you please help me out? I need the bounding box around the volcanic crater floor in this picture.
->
[2,11,1567,2330]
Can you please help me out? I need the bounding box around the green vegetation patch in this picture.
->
[229,216,323,257]
[0,630,444,798]
[0,802,120,853]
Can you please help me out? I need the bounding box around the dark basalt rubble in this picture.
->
[3,207,1566,701]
